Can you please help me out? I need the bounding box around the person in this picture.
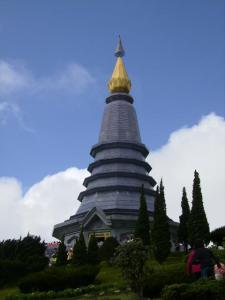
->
[191,239,221,279]
[214,262,225,280]
[186,247,201,279]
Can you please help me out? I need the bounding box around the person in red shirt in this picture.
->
[191,240,221,279]
[186,248,201,279]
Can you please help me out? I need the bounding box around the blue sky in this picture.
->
[0,0,224,188]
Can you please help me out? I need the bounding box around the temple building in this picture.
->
[53,38,177,246]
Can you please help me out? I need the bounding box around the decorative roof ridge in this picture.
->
[83,171,157,188]
[90,141,149,158]
[87,158,152,173]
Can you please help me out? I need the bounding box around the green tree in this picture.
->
[115,239,148,299]
[55,239,67,266]
[178,187,190,252]
[99,237,119,262]
[152,181,171,263]
[210,226,225,247]
[87,234,99,265]
[188,170,210,245]
[0,235,48,286]
[134,185,150,246]
[72,228,87,266]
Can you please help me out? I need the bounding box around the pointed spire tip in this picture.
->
[115,35,125,57]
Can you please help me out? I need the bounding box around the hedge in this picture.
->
[143,262,193,298]
[19,265,99,293]
[0,260,27,287]
[161,278,225,300]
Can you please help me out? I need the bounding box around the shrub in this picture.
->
[210,226,225,246]
[212,248,225,262]
[0,235,48,286]
[143,262,193,298]
[19,265,99,293]
[161,279,225,300]
[0,260,27,287]
[87,235,99,265]
[99,237,119,262]
[115,239,148,297]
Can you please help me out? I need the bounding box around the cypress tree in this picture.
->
[178,187,190,253]
[55,239,67,266]
[188,170,210,245]
[152,180,171,263]
[72,228,87,266]
[134,185,150,246]
[87,234,99,265]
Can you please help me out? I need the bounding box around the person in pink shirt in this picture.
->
[186,248,201,279]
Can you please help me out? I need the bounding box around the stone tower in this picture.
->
[53,37,157,245]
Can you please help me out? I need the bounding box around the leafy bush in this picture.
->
[115,239,148,297]
[210,226,225,246]
[212,248,225,262]
[0,235,48,287]
[0,260,27,287]
[99,237,119,262]
[87,235,99,265]
[19,265,99,293]
[143,262,193,298]
[161,279,225,300]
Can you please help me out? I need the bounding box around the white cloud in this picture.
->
[0,113,224,242]
[36,63,95,95]
[0,61,95,126]
[0,61,32,95]
[149,113,225,231]
[0,178,23,238]
[0,60,95,97]
[0,168,88,241]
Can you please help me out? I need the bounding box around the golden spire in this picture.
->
[108,36,131,94]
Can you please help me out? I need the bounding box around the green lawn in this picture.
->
[96,262,127,286]
[0,287,18,300]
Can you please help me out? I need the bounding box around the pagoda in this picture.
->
[53,38,161,245]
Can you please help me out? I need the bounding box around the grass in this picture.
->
[55,292,139,299]
[0,288,139,300]
[96,262,127,286]
[0,287,18,300]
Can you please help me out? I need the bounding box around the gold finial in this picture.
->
[108,36,131,94]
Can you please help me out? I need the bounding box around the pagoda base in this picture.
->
[53,207,178,248]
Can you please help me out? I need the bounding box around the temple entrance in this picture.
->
[88,231,111,243]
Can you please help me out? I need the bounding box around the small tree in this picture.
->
[115,239,148,299]
[87,234,99,265]
[99,237,119,262]
[55,239,67,266]
[210,226,225,247]
[135,185,150,246]
[152,181,171,263]
[188,170,210,245]
[72,228,87,266]
[178,187,190,253]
